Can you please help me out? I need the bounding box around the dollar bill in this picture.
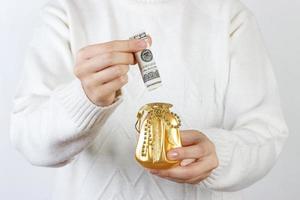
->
[130,32,162,91]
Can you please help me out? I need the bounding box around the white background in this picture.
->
[0,0,299,199]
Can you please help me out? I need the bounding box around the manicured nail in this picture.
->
[137,39,147,48]
[168,151,179,159]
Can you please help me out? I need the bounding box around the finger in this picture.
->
[185,170,212,184]
[75,53,132,77]
[180,159,196,167]
[150,160,211,180]
[92,65,129,85]
[167,143,209,161]
[80,52,135,73]
[150,166,193,180]
[77,39,148,60]
[96,74,128,98]
[146,34,152,46]
[153,168,212,184]
[180,130,205,146]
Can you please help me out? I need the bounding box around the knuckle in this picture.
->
[177,148,185,158]
[194,130,203,139]
[191,129,199,133]
[126,40,131,50]
[187,130,202,142]
[127,54,134,64]
[208,156,218,170]
[190,129,198,135]
[103,52,114,64]
[77,47,88,59]
[195,144,204,156]
[90,74,99,84]
[73,66,81,77]
[105,42,114,52]
[212,156,219,169]
[82,78,92,88]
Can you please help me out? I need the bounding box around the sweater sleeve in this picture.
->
[10,0,123,167]
[200,4,289,191]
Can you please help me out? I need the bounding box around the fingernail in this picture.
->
[168,151,179,159]
[137,39,147,48]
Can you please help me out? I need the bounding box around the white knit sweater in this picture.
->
[10,0,289,199]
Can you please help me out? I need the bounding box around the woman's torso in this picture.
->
[52,0,240,199]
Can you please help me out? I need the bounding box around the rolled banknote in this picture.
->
[130,32,162,91]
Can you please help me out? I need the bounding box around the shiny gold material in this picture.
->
[135,103,182,169]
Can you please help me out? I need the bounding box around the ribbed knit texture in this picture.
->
[10,0,289,199]
[54,79,123,131]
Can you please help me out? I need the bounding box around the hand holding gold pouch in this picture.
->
[135,103,182,169]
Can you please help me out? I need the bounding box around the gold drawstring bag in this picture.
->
[135,103,182,169]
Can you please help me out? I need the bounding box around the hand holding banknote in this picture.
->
[74,37,151,107]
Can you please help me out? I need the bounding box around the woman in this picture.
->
[10,0,289,199]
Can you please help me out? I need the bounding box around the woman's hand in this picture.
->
[149,130,219,184]
[74,38,148,107]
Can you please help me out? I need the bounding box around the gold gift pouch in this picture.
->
[135,103,182,169]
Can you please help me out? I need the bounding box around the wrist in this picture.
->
[53,79,124,131]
